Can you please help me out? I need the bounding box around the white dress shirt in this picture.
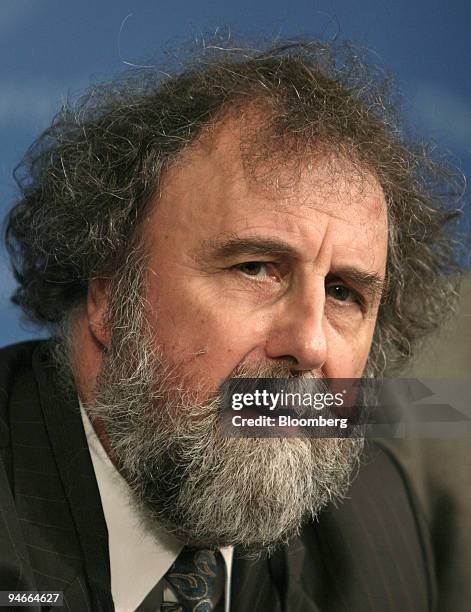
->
[80,406,233,612]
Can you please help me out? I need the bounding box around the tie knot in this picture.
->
[163,547,224,612]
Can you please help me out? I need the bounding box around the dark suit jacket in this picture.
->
[0,341,436,611]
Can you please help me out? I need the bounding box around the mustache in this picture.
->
[230,357,321,380]
[228,358,329,399]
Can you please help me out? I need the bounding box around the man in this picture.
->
[0,40,459,611]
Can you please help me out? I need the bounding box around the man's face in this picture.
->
[89,120,388,551]
[143,124,388,397]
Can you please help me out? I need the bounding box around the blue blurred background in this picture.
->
[1,0,470,348]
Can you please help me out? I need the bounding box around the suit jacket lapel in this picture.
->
[230,542,321,612]
[230,550,282,612]
[31,343,113,611]
[283,538,322,612]
[9,343,84,591]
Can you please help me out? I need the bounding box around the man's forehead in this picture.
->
[147,118,388,281]
[165,113,386,222]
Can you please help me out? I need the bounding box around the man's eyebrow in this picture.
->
[192,235,298,261]
[329,267,387,301]
[192,235,387,299]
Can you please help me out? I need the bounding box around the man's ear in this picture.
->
[87,278,111,350]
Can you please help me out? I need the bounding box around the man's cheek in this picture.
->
[346,340,375,378]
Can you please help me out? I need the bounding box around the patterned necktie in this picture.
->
[161,547,225,612]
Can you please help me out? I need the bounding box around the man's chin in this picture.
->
[125,436,364,553]
[135,497,309,554]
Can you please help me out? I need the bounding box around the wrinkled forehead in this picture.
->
[167,111,387,223]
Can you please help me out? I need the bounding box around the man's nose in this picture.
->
[264,287,327,372]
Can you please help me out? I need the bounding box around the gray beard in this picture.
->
[84,318,364,554]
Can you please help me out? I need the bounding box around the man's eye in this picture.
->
[326,284,360,304]
[234,262,272,278]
